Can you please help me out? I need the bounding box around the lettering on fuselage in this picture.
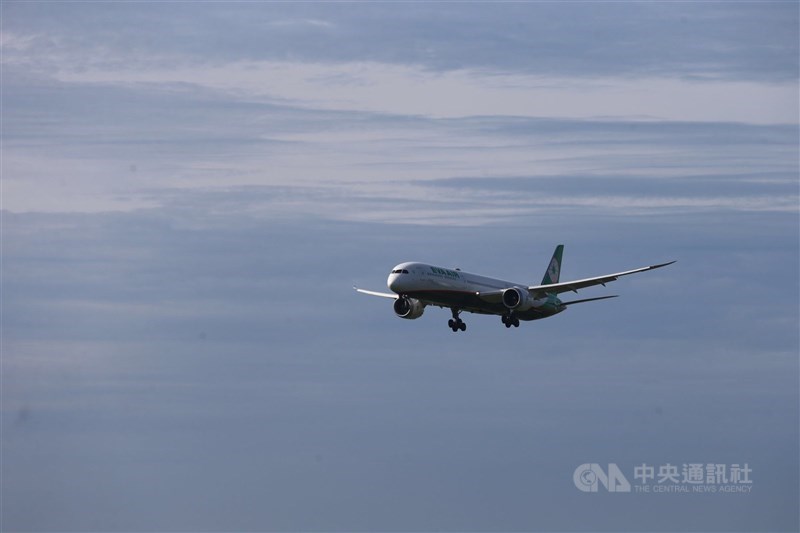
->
[429,266,461,279]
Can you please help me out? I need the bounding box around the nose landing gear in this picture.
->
[448,309,467,332]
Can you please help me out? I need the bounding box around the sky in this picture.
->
[1,2,798,532]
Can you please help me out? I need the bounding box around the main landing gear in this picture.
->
[502,313,520,328]
[448,309,467,332]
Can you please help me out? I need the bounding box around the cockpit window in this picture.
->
[402,269,409,274]
[392,269,410,274]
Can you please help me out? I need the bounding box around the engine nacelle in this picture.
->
[393,297,425,319]
[502,287,535,311]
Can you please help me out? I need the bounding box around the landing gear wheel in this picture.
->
[448,309,466,332]
[502,314,520,328]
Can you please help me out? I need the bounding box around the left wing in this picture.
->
[474,260,674,302]
[354,286,398,299]
[527,260,675,297]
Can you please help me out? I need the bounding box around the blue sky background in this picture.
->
[2,2,798,531]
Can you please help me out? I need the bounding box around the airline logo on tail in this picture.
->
[546,257,560,283]
[541,244,563,285]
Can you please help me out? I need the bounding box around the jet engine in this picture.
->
[502,287,535,311]
[393,296,425,319]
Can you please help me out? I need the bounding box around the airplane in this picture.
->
[354,245,674,332]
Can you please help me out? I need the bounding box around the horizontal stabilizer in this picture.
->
[561,295,619,306]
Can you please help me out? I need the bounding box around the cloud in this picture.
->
[4,3,797,127]
[4,2,798,81]
[47,60,799,125]
[4,71,797,218]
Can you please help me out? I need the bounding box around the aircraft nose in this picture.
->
[387,274,400,292]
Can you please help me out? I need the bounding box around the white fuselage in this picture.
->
[386,262,562,318]
[387,262,521,294]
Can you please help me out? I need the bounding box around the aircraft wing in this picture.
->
[354,286,398,299]
[527,261,675,296]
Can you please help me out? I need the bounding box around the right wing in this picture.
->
[354,286,398,299]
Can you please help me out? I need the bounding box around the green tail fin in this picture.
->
[541,244,564,285]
